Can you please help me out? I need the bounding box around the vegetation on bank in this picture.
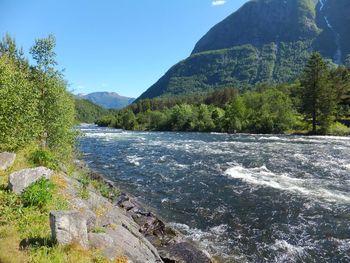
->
[0,34,127,262]
[97,53,350,135]
[0,33,75,159]
[75,98,109,123]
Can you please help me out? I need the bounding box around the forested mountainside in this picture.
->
[137,0,350,100]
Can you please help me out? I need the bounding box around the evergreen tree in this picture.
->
[300,53,335,134]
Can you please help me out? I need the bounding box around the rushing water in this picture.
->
[78,124,350,262]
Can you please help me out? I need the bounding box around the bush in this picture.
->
[328,122,350,135]
[21,178,55,209]
[30,149,58,170]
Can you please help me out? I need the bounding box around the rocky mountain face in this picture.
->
[192,0,319,54]
[78,92,135,109]
[137,0,350,100]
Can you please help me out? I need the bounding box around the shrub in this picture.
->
[328,122,350,136]
[91,180,120,201]
[30,149,58,170]
[21,178,55,209]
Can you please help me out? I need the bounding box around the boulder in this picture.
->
[158,242,212,263]
[50,210,89,249]
[0,152,16,171]
[8,166,54,194]
[103,226,163,262]
[88,233,114,249]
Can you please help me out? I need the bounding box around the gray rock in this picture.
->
[50,210,89,249]
[159,242,212,263]
[88,233,114,249]
[8,166,54,194]
[0,152,16,171]
[83,209,97,231]
[104,226,163,262]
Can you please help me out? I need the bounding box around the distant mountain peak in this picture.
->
[78,91,135,109]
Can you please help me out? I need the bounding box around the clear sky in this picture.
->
[1,0,248,98]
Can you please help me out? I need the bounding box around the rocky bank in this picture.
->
[1,153,213,263]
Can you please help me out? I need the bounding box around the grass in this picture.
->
[0,146,121,262]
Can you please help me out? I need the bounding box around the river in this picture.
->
[77,124,350,262]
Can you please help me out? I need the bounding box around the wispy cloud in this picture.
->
[212,0,226,6]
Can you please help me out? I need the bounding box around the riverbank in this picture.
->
[74,159,214,262]
[0,147,213,263]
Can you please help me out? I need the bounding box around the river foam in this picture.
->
[224,165,350,203]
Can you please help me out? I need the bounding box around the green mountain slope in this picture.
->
[75,98,109,123]
[137,0,350,100]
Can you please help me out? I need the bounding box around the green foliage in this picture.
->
[95,114,117,127]
[92,226,106,234]
[75,98,109,123]
[30,149,58,170]
[42,77,76,158]
[0,33,25,61]
[99,87,298,134]
[0,34,76,161]
[21,178,55,209]
[29,34,57,75]
[328,122,350,135]
[138,41,314,100]
[225,96,246,132]
[121,109,137,130]
[0,55,40,151]
[242,89,297,133]
[29,34,76,158]
[300,53,336,134]
[97,54,350,135]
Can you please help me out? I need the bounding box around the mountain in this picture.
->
[75,98,109,123]
[78,92,135,109]
[137,0,350,100]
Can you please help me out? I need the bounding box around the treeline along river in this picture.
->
[78,124,350,262]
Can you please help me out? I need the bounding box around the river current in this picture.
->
[78,124,350,262]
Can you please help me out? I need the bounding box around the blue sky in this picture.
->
[1,0,247,98]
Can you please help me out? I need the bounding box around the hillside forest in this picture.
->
[96,53,350,135]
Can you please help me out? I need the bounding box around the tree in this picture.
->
[0,33,24,60]
[195,104,215,132]
[211,107,225,131]
[30,34,75,156]
[121,109,137,130]
[300,53,335,134]
[329,66,350,117]
[30,34,57,75]
[30,34,58,148]
[0,55,39,150]
[225,96,246,133]
[170,104,195,131]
